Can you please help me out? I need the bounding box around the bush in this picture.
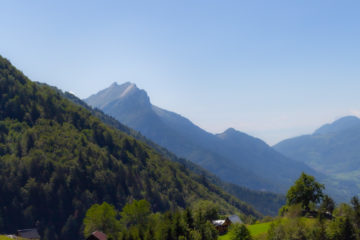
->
[229,223,252,240]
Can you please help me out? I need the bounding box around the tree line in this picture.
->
[83,200,219,240]
[83,199,252,240]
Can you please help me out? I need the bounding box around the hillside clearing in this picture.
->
[218,221,272,240]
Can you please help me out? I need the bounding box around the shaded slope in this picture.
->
[214,128,318,191]
[0,56,260,240]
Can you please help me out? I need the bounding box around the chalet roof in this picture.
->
[17,229,40,239]
[89,231,107,240]
[228,215,243,224]
[212,220,226,226]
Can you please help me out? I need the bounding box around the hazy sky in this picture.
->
[1,1,360,145]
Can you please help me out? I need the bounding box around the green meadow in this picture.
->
[218,221,272,240]
[0,236,11,240]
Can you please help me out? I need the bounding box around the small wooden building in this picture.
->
[212,218,231,235]
[212,215,243,235]
[86,231,107,240]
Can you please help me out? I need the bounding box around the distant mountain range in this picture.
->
[274,116,360,188]
[85,82,317,193]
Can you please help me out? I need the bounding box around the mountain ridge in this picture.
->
[274,115,360,173]
[314,116,360,135]
[84,82,317,194]
[274,116,360,201]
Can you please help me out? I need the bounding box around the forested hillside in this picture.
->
[0,56,259,240]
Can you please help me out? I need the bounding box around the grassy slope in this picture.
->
[0,235,26,240]
[218,222,272,240]
[0,235,27,240]
[0,236,27,240]
[219,217,317,240]
[0,236,11,240]
[248,222,272,237]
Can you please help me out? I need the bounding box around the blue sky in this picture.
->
[1,1,360,144]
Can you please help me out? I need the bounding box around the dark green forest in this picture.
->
[0,56,259,239]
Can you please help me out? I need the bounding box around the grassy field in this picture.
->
[218,232,231,240]
[248,222,272,236]
[0,236,12,240]
[218,221,272,240]
[0,235,28,240]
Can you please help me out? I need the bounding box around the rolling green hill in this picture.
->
[0,56,260,239]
